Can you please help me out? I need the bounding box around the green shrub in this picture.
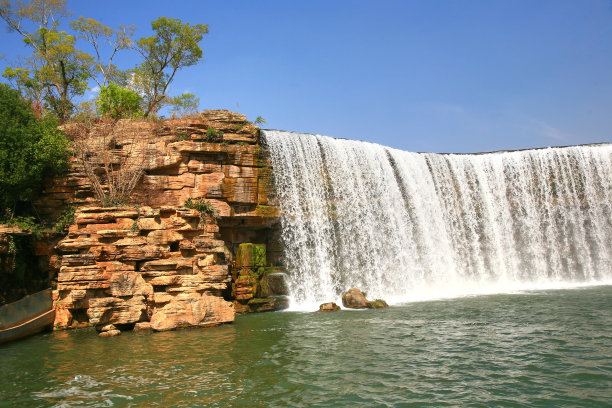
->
[5,216,44,239]
[252,116,267,126]
[205,127,220,142]
[184,198,218,218]
[96,83,144,119]
[55,206,76,232]
[0,84,70,214]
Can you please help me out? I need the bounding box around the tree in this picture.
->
[168,92,199,117]
[133,17,208,117]
[0,0,93,121]
[2,65,45,115]
[0,83,69,215]
[70,16,135,88]
[96,83,143,119]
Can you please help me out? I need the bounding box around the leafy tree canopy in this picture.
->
[0,83,69,215]
[169,92,199,116]
[1,1,208,121]
[133,17,208,117]
[96,83,143,119]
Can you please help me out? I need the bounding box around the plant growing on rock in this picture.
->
[54,205,75,232]
[205,127,222,142]
[252,116,267,126]
[70,118,154,207]
[184,198,217,219]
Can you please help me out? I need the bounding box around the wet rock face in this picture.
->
[231,243,289,313]
[341,288,390,310]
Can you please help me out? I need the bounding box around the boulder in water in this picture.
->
[342,288,369,309]
[319,302,341,312]
[367,299,389,309]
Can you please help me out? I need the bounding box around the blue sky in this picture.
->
[1,0,611,153]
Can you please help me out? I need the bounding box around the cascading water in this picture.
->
[263,130,612,308]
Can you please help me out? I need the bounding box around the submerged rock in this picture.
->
[342,288,369,309]
[318,302,341,312]
[133,322,152,331]
[96,323,117,333]
[247,295,289,312]
[98,329,121,337]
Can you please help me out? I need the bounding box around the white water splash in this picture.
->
[263,130,612,308]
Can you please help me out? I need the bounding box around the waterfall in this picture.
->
[263,130,612,308]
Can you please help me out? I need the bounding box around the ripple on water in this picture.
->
[0,287,610,407]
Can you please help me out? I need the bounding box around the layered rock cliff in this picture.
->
[3,110,285,333]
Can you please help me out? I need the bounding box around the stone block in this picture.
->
[150,295,234,331]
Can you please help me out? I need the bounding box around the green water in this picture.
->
[1,287,610,407]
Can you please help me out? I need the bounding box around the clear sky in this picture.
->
[1,0,611,153]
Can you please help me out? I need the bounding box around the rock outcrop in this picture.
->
[43,110,283,333]
[54,206,235,330]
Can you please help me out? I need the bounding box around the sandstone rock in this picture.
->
[201,109,246,124]
[61,254,96,266]
[188,161,222,174]
[150,295,234,331]
[222,178,258,204]
[53,305,73,329]
[222,133,257,144]
[43,110,281,332]
[109,271,153,297]
[152,292,173,304]
[146,229,183,245]
[96,229,134,238]
[341,288,369,309]
[319,302,341,312]
[58,265,109,282]
[137,217,167,231]
[119,245,166,261]
[87,296,146,326]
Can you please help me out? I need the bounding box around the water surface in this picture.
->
[1,286,610,407]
